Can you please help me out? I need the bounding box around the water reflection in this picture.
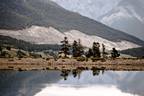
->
[0,71,61,96]
[60,70,70,80]
[34,85,138,96]
[0,70,144,96]
[60,68,105,80]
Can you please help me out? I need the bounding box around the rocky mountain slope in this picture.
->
[0,0,144,47]
[52,0,144,41]
[100,0,144,40]
[0,26,140,50]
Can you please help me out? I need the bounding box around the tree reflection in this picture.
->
[72,68,82,79]
[91,67,105,76]
[72,69,77,78]
[92,69,100,76]
[60,69,70,80]
[60,68,105,80]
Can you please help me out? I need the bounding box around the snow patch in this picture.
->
[101,7,132,25]
[64,30,140,50]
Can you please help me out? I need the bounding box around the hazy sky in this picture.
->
[51,0,144,41]
[51,0,122,21]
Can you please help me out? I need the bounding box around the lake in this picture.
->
[0,70,144,96]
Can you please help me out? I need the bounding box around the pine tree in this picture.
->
[92,42,101,58]
[72,39,84,57]
[77,39,84,57]
[72,40,78,57]
[111,48,120,58]
[102,43,106,58]
[60,37,70,58]
[0,46,2,52]
[86,48,93,58]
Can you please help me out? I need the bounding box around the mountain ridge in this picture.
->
[0,26,141,50]
[0,0,144,47]
[100,0,144,41]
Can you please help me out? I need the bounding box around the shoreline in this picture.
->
[0,58,144,71]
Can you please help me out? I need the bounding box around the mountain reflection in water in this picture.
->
[0,70,144,96]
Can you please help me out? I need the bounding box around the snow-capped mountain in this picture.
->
[0,26,140,50]
[100,0,144,41]
[52,0,144,41]
[0,0,144,50]
[51,0,121,21]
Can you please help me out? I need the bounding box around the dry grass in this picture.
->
[0,58,144,71]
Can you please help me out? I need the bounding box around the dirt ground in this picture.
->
[0,58,144,71]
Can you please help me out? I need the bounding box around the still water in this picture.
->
[0,70,144,96]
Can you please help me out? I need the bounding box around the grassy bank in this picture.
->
[0,58,144,71]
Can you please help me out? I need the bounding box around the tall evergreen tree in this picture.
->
[0,46,2,56]
[77,39,84,57]
[86,48,93,58]
[92,42,101,58]
[72,40,78,57]
[60,37,70,58]
[102,43,106,58]
[72,39,84,57]
[111,48,120,58]
[0,46,2,52]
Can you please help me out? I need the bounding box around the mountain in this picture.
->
[51,0,122,21]
[0,0,144,50]
[121,47,144,57]
[0,35,60,51]
[52,0,144,41]
[0,26,140,51]
[100,0,144,41]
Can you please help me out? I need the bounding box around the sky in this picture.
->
[51,0,144,41]
[51,0,122,21]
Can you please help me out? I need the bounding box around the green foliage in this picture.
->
[17,50,29,58]
[121,47,144,57]
[76,56,86,62]
[72,40,78,57]
[0,35,60,52]
[111,48,120,58]
[6,46,11,50]
[0,46,2,52]
[91,57,101,62]
[0,49,16,58]
[60,37,70,58]
[72,39,84,58]
[29,52,42,58]
[92,42,101,58]
[1,50,10,58]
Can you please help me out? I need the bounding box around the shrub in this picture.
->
[76,57,85,61]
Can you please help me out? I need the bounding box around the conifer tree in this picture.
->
[60,37,70,58]
[92,42,101,58]
[72,40,78,57]
[0,46,2,56]
[111,48,120,58]
[72,39,84,57]
[102,43,106,58]
[0,46,2,52]
[86,48,93,58]
[77,39,84,57]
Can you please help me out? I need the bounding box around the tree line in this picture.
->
[59,37,120,59]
